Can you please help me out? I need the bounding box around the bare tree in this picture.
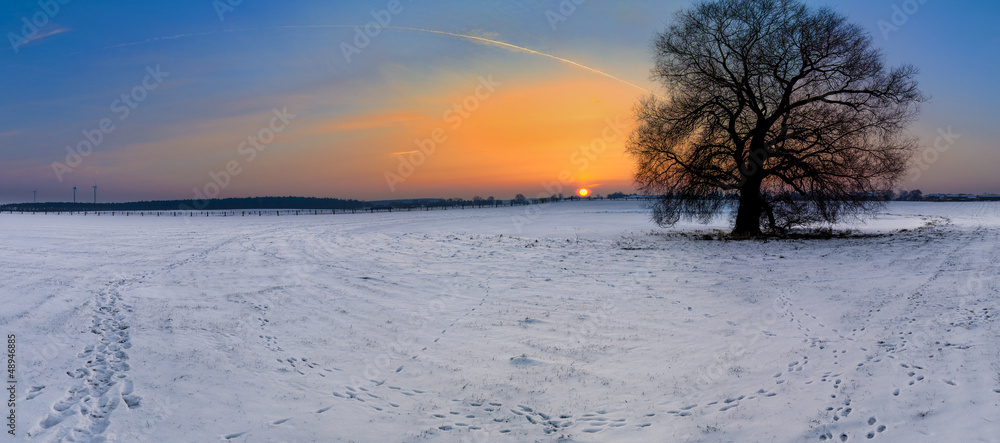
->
[628,0,922,236]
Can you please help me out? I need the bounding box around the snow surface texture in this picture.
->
[2,201,998,442]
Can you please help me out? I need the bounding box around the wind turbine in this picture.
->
[93,183,97,204]
[73,184,77,203]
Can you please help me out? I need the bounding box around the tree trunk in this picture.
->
[733,181,764,237]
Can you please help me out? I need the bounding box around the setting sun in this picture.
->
[578,188,590,197]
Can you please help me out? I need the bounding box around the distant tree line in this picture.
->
[624,190,995,204]
[0,197,365,212]
[0,194,570,213]
[893,190,923,201]
[9,190,993,215]
[890,191,1000,202]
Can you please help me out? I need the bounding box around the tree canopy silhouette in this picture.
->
[628,0,922,236]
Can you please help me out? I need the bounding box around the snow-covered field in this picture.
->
[2,201,999,442]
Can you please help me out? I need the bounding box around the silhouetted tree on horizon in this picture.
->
[629,0,922,236]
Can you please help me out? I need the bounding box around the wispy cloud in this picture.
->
[389,150,419,157]
[20,26,71,47]
[304,112,421,136]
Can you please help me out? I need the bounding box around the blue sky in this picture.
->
[1,0,997,203]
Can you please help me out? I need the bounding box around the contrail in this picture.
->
[362,26,655,96]
[101,25,658,97]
